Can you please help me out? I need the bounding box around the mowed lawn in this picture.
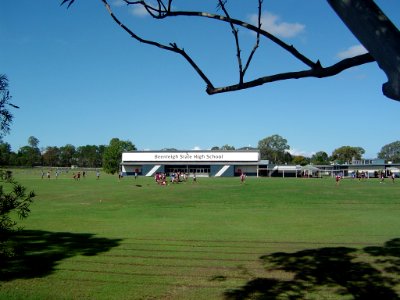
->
[1,169,400,299]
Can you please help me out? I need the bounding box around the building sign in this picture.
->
[122,151,259,162]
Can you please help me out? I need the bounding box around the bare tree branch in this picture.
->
[243,0,263,76]
[101,0,215,90]
[124,1,318,69]
[111,1,376,95]
[218,0,244,84]
[62,0,393,99]
[60,0,76,8]
[206,53,375,95]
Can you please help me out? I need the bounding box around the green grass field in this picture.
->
[1,169,400,299]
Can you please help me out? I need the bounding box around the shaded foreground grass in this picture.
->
[1,169,400,299]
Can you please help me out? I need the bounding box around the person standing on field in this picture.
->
[240,173,246,184]
[335,175,341,186]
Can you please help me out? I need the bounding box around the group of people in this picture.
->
[41,169,100,180]
[337,171,397,185]
[72,170,100,180]
[353,170,397,182]
[380,172,396,183]
[154,172,197,186]
[41,170,59,179]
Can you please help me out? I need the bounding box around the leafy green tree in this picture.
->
[258,134,290,163]
[311,151,330,165]
[238,146,258,151]
[17,142,42,167]
[0,171,35,258]
[96,145,106,168]
[292,155,310,166]
[28,136,40,149]
[0,74,18,137]
[59,144,76,167]
[76,145,103,168]
[0,142,12,166]
[0,75,35,259]
[16,146,33,166]
[16,136,42,167]
[378,141,400,162]
[7,152,18,166]
[103,138,136,174]
[42,146,60,167]
[220,144,235,150]
[211,146,220,151]
[331,146,365,164]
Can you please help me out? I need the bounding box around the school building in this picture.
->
[121,150,266,177]
[121,150,400,178]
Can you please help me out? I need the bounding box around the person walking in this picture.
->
[240,173,246,184]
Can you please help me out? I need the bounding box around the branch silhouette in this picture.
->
[225,238,400,299]
[0,230,122,281]
[61,0,400,100]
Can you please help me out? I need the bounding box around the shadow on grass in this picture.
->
[225,238,400,299]
[0,230,122,281]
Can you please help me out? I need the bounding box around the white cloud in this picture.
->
[336,45,368,59]
[250,12,305,38]
[111,0,125,7]
[130,5,149,17]
[129,1,163,17]
[192,146,202,150]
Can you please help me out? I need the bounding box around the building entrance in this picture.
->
[165,165,211,176]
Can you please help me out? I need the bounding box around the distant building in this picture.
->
[315,158,400,178]
[344,158,399,178]
[120,150,400,178]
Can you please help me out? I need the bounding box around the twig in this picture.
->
[101,0,214,89]
[218,0,244,84]
[243,0,263,76]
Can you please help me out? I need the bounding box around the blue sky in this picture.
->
[1,0,399,158]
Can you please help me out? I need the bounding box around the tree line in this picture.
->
[0,136,136,174]
[214,135,400,165]
[2,134,399,172]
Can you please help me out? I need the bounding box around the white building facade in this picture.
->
[121,150,261,177]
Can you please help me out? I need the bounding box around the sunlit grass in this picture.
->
[1,169,400,299]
